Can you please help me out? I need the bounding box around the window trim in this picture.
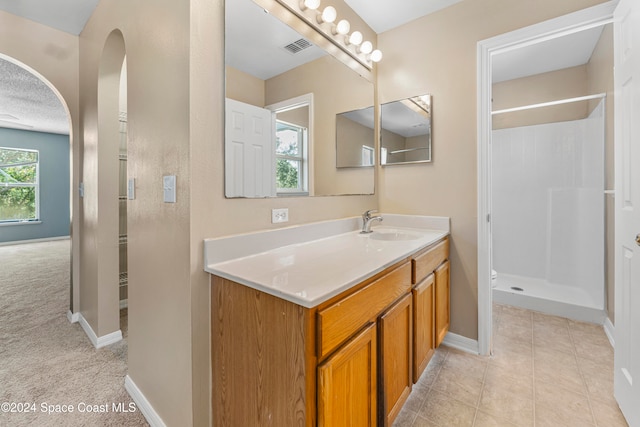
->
[275,119,308,195]
[0,146,40,223]
[266,93,314,197]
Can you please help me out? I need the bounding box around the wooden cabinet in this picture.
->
[411,238,449,382]
[318,323,377,427]
[211,236,449,426]
[379,293,413,427]
[435,260,450,347]
[412,273,435,383]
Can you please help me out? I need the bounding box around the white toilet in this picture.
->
[491,269,498,288]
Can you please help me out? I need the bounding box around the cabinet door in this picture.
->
[435,260,450,347]
[318,323,377,427]
[379,293,413,427]
[412,273,435,383]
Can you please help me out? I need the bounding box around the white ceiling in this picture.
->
[226,0,327,80]
[492,26,605,83]
[344,0,463,33]
[0,0,610,136]
[0,0,98,35]
[0,57,69,135]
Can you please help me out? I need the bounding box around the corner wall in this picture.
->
[79,0,194,425]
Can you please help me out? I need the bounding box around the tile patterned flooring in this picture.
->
[392,304,629,427]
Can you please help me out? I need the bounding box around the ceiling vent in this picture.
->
[283,38,312,54]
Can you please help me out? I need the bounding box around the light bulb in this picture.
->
[300,0,320,11]
[359,41,373,54]
[370,49,383,63]
[318,6,337,24]
[332,19,350,35]
[347,31,363,46]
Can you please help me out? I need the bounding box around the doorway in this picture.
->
[476,2,617,355]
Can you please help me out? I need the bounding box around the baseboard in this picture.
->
[442,332,480,355]
[119,299,128,310]
[0,235,70,246]
[125,375,166,427]
[67,310,80,323]
[604,316,615,348]
[77,313,123,349]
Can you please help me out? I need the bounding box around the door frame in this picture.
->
[476,1,618,356]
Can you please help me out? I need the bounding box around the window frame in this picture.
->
[275,119,308,195]
[0,146,40,223]
[266,93,313,197]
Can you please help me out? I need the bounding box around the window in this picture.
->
[0,147,39,222]
[275,119,307,194]
[361,145,374,166]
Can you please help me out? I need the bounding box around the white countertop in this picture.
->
[204,215,450,308]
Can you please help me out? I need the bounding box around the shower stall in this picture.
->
[491,99,606,322]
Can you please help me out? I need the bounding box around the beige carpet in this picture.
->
[0,240,148,426]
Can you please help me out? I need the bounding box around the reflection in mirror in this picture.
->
[225,0,374,197]
[336,106,375,168]
[270,96,311,195]
[380,95,432,166]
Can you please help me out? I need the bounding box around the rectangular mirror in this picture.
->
[380,95,432,166]
[225,0,374,197]
[336,106,375,168]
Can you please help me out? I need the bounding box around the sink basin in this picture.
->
[369,230,422,241]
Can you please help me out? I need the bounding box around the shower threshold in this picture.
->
[492,273,605,324]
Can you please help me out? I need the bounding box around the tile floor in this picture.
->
[392,303,629,427]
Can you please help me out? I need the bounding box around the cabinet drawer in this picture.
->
[412,238,449,284]
[317,262,411,360]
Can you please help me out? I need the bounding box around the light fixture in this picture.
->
[300,0,320,11]
[317,6,337,24]
[369,49,383,63]
[346,31,363,46]
[359,41,373,54]
[294,1,383,66]
[332,19,350,35]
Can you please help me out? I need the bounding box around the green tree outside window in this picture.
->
[0,147,39,222]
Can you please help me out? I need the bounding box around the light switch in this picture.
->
[163,175,176,203]
[128,178,135,200]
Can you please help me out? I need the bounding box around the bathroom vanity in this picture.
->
[205,215,450,426]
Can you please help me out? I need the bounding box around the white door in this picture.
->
[614,0,640,424]
[225,98,275,198]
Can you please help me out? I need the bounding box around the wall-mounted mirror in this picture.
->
[380,95,432,166]
[336,106,375,168]
[225,0,374,197]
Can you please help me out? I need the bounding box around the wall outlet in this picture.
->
[272,208,289,224]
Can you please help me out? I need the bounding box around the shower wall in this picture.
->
[492,101,605,310]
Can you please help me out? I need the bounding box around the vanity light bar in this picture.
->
[296,0,382,66]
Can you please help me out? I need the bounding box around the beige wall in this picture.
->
[381,128,407,163]
[492,65,590,129]
[0,11,81,314]
[377,0,609,340]
[587,24,615,323]
[336,114,374,167]
[225,65,265,106]
[266,55,375,195]
[79,0,198,425]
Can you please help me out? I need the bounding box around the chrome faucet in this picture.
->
[361,209,383,234]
